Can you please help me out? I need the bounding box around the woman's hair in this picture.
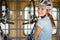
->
[48,13,56,27]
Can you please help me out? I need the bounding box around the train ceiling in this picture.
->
[6,0,60,7]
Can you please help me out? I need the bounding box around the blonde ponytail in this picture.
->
[48,13,56,27]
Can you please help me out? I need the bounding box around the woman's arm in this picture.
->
[33,25,41,40]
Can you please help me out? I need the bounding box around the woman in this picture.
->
[33,3,56,40]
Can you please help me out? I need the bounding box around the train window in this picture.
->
[51,8,58,20]
[51,8,58,34]
[1,23,9,34]
[52,21,57,34]
[2,5,6,11]
[1,5,9,35]
[24,7,58,35]
[23,7,34,35]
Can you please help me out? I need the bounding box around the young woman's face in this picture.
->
[37,6,47,17]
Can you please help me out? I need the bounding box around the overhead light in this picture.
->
[29,0,31,1]
[10,11,14,15]
[20,11,23,15]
